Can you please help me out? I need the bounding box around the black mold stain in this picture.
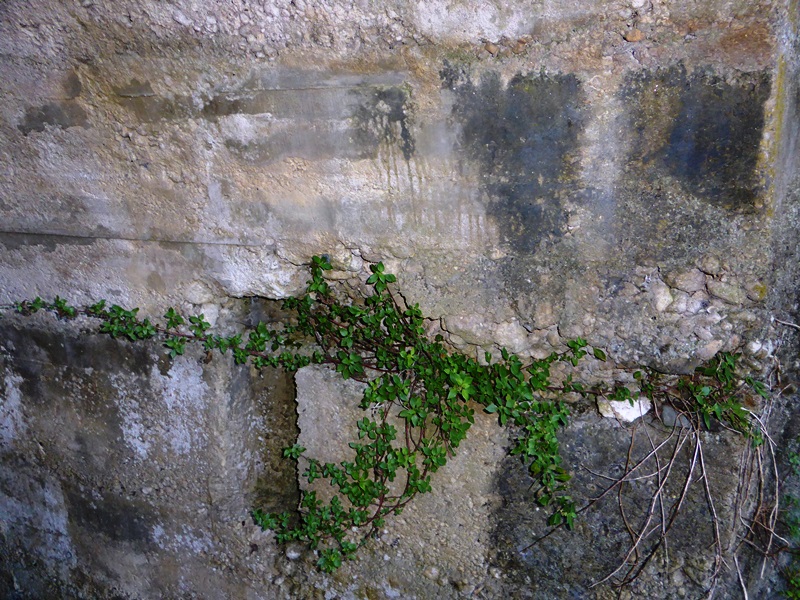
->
[65,485,153,546]
[18,102,88,135]
[0,322,153,404]
[211,84,414,163]
[447,69,584,254]
[63,71,82,99]
[224,125,365,165]
[625,65,770,210]
[352,86,415,161]
[118,96,194,123]
[0,232,96,253]
[113,79,155,98]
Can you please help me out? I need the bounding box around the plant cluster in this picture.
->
[0,256,773,582]
[3,258,594,572]
[622,352,768,443]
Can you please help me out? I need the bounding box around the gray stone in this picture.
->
[664,268,707,293]
[707,280,748,305]
[698,256,723,276]
[443,314,495,346]
[660,404,692,428]
[696,339,724,361]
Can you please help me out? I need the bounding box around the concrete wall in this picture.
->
[1,0,799,598]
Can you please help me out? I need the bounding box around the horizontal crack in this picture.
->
[0,229,271,248]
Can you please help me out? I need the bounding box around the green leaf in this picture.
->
[283,444,306,460]
[593,348,606,361]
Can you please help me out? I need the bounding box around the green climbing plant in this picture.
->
[1,256,772,577]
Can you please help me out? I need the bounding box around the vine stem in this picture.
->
[4,262,778,585]
[773,317,800,331]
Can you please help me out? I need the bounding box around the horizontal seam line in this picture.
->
[0,230,269,248]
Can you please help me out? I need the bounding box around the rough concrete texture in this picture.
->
[1,0,800,598]
[295,366,508,599]
[0,310,298,599]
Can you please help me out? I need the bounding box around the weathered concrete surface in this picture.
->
[295,366,508,599]
[0,308,297,599]
[1,0,799,598]
[0,0,789,370]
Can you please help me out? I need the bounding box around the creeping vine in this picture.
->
[0,256,773,583]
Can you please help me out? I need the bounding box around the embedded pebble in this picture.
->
[698,256,723,275]
[623,28,645,42]
[696,340,724,361]
[661,405,691,428]
[172,10,192,27]
[707,280,747,305]
[665,269,706,293]
[746,340,763,355]
[650,280,673,312]
[597,396,652,422]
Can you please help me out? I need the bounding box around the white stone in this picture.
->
[0,373,26,447]
[533,301,558,329]
[650,280,673,312]
[597,396,652,422]
[172,10,192,27]
[493,320,531,354]
[667,290,690,314]
[422,566,439,580]
[746,340,762,355]
[183,280,216,305]
[199,303,219,328]
[444,314,495,346]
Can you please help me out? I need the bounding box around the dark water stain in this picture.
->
[119,95,195,123]
[110,73,416,163]
[113,79,155,98]
[18,102,88,135]
[211,84,415,164]
[488,412,625,598]
[0,323,153,385]
[352,85,415,161]
[624,65,770,210]
[224,124,366,165]
[241,299,301,516]
[63,71,82,99]
[445,67,585,254]
[65,484,154,547]
[489,410,743,598]
[0,232,96,253]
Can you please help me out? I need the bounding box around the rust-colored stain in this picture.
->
[718,23,773,61]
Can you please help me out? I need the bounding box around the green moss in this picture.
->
[751,282,769,301]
